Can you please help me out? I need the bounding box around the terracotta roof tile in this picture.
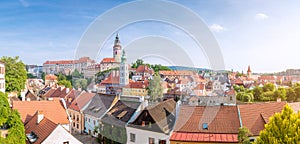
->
[44,60,74,65]
[45,74,57,81]
[170,132,238,143]
[174,106,240,134]
[12,98,69,124]
[238,102,286,136]
[159,70,196,76]
[68,92,96,111]
[25,111,57,144]
[194,83,205,90]
[135,65,154,74]
[100,73,120,85]
[64,90,82,107]
[101,58,115,63]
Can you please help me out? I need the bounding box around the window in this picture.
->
[159,140,166,144]
[149,137,155,144]
[130,133,136,142]
[73,122,75,127]
[202,123,208,130]
[93,120,96,125]
[63,141,69,144]
[77,124,79,129]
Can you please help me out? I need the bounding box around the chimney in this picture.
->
[277,97,281,102]
[66,88,70,94]
[21,90,26,101]
[37,111,44,124]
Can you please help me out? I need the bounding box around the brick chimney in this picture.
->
[37,111,44,124]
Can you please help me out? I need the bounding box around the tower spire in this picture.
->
[113,33,122,62]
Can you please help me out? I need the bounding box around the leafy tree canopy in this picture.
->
[0,92,26,144]
[148,73,164,102]
[57,79,72,88]
[255,105,300,144]
[0,56,27,93]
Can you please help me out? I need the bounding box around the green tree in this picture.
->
[274,87,287,100]
[262,83,275,92]
[260,91,274,101]
[286,88,296,102]
[131,59,144,68]
[294,86,300,102]
[27,73,36,79]
[252,87,263,101]
[57,73,66,81]
[150,64,171,72]
[75,79,88,90]
[72,69,83,78]
[57,80,72,88]
[0,56,27,93]
[0,92,10,126]
[41,72,46,81]
[238,127,252,144]
[0,92,26,144]
[255,105,300,144]
[148,73,163,102]
[237,92,254,102]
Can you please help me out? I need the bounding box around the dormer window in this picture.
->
[202,123,208,130]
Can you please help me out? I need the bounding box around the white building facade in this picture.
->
[126,127,170,144]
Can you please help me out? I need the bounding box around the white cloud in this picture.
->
[255,13,269,20]
[209,24,226,32]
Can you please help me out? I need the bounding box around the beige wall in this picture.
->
[68,109,84,134]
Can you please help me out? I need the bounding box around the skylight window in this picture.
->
[202,123,208,130]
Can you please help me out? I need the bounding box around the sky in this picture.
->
[1,0,300,73]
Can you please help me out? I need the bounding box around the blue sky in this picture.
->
[1,0,300,73]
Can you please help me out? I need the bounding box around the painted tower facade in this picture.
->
[119,50,129,86]
[113,34,122,63]
[247,65,252,78]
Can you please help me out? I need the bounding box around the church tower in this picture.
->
[113,33,122,63]
[119,50,129,86]
[247,65,252,78]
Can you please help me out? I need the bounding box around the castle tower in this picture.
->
[247,65,252,78]
[113,33,122,63]
[119,50,129,86]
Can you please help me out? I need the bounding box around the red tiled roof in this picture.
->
[64,90,82,107]
[170,132,238,143]
[238,102,286,136]
[135,65,154,74]
[125,80,149,89]
[42,88,56,98]
[100,73,120,85]
[194,84,205,90]
[174,106,240,134]
[45,74,57,81]
[225,89,236,95]
[25,111,57,144]
[12,98,69,124]
[101,58,115,63]
[68,92,96,111]
[159,70,196,76]
[44,60,74,65]
[44,57,94,65]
